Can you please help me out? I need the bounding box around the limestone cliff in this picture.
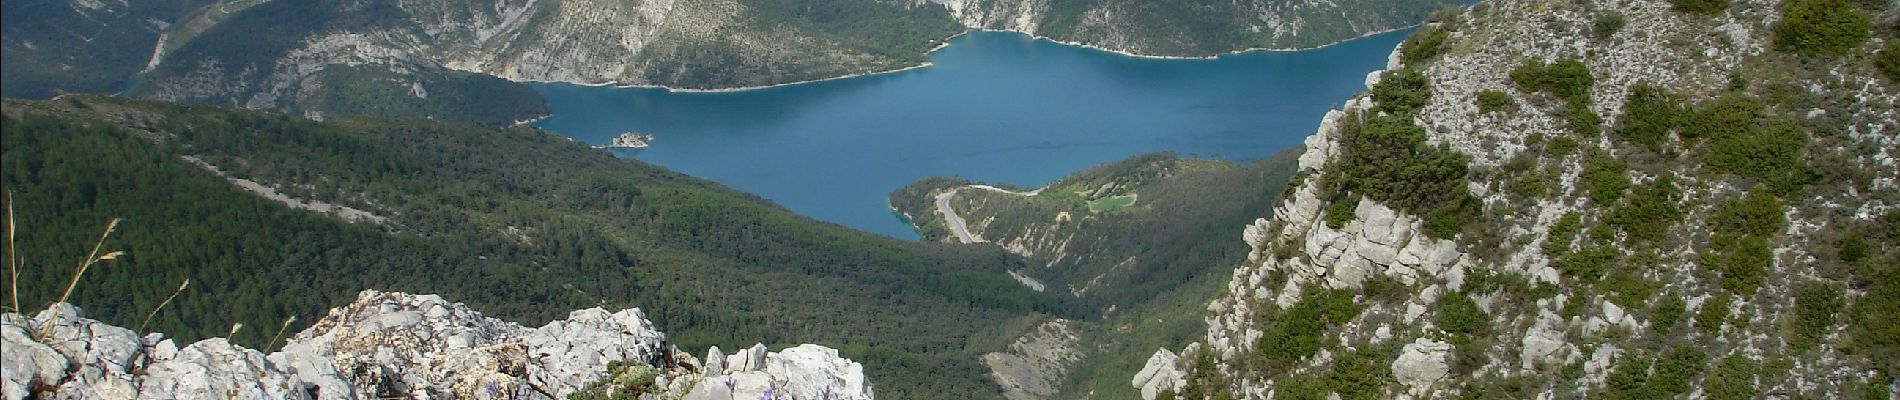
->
[1,290,873,400]
[122,0,960,123]
[1139,0,1899,398]
[15,0,1460,124]
[928,0,1461,56]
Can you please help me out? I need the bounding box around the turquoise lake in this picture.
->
[531,29,1409,239]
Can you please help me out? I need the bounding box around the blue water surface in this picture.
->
[530,29,1408,239]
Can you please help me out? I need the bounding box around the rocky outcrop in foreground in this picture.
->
[1,290,871,400]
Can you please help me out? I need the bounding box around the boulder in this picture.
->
[1130,348,1184,400]
[684,344,871,400]
[1519,314,1570,370]
[682,376,736,400]
[2,315,69,400]
[704,346,727,376]
[1391,338,1453,396]
[27,303,145,400]
[272,290,536,399]
[524,307,668,396]
[766,345,872,400]
[138,338,307,400]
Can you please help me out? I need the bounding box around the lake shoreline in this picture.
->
[513,26,1416,93]
[1006,24,1421,60]
[528,29,1411,238]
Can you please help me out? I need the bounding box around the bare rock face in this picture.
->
[979,319,1082,400]
[679,344,873,400]
[1390,338,1452,396]
[1131,348,1185,400]
[1136,0,1900,396]
[140,338,308,400]
[262,290,673,399]
[1,314,70,399]
[2,290,874,400]
[27,303,147,400]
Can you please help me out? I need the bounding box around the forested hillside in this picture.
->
[934,0,1462,55]
[891,151,1302,399]
[0,95,1080,399]
[0,0,214,98]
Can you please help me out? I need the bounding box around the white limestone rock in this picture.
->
[1391,338,1453,396]
[5,292,875,400]
[138,338,307,400]
[2,315,70,400]
[271,290,537,399]
[686,344,872,400]
[524,307,668,396]
[704,346,727,376]
[27,303,146,400]
[1131,348,1184,400]
[1519,312,1572,370]
[681,376,736,400]
[1584,347,1620,386]
[766,345,872,400]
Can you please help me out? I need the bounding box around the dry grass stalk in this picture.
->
[33,218,124,341]
[266,315,297,353]
[6,192,19,314]
[138,278,190,332]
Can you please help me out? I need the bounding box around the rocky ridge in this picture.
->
[979,319,1083,400]
[1138,0,1898,398]
[18,0,1464,124]
[1,290,872,400]
[927,0,1460,56]
[121,0,956,123]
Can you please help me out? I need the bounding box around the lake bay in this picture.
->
[531,29,1409,239]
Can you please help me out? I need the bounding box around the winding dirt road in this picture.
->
[933,185,1041,244]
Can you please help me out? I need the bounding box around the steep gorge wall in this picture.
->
[1139,0,1899,397]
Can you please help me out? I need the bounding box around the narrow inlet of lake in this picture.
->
[530,29,1410,239]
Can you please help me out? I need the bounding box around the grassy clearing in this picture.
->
[1087,195,1139,213]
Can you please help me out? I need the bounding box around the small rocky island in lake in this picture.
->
[597,132,653,149]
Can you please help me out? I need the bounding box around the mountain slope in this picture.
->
[1140,0,1899,398]
[0,95,1079,399]
[7,0,1457,124]
[930,0,1462,56]
[0,0,215,98]
[891,151,1303,399]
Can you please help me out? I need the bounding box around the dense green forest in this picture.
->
[739,0,963,64]
[0,96,1081,399]
[891,150,1303,398]
[0,0,215,99]
[1024,0,1459,54]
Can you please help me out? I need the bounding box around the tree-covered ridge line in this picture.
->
[891,150,1304,398]
[949,0,1463,57]
[0,95,1084,399]
[895,151,1300,308]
